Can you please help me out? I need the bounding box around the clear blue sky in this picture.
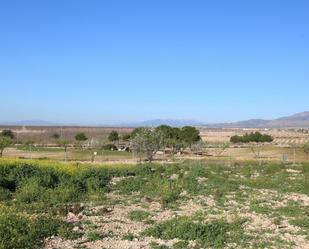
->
[0,0,308,125]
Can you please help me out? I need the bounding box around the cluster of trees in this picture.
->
[0,130,15,157]
[130,125,201,162]
[230,132,274,144]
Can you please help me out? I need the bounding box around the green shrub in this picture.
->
[86,231,102,241]
[143,216,247,248]
[0,207,75,249]
[102,144,118,151]
[0,187,12,201]
[0,161,113,209]
[172,241,189,249]
[15,178,45,204]
[128,210,150,221]
[230,132,273,143]
[122,233,134,241]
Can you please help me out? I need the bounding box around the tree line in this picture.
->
[230,131,274,143]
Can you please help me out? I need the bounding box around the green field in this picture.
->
[1,159,309,249]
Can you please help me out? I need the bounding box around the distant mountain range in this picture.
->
[121,119,205,127]
[122,112,309,128]
[205,111,309,128]
[1,112,309,128]
[0,120,57,126]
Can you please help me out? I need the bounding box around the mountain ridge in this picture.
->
[1,112,309,128]
[206,111,309,128]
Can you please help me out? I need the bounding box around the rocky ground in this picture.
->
[44,175,309,249]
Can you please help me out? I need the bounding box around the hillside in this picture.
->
[206,111,309,128]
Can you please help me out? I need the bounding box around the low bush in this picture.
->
[143,216,248,248]
[128,210,150,221]
[102,144,118,151]
[0,206,77,249]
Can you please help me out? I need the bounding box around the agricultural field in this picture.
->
[1,159,309,249]
[1,126,309,164]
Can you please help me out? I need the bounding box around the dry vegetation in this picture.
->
[1,159,309,249]
[1,126,309,164]
[1,126,309,248]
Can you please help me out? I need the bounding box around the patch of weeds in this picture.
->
[161,190,181,208]
[143,216,249,248]
[290,217,309,238]
[276,201,304,218]
[0,206,75,249]
[144,218,155,225]
[250,230,292,249]
[172,240,189,249]
[93,206,113,216]
[86,231,102,242]
[57,224,81,240]
[273,217,283,226]
[250,200,274,215]
[115,177,146,194]
[150,242,170,249]
[0,187,12,201]
[122,233,135,241]
[128,210,150,221]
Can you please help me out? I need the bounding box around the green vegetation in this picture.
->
[143,216,248,248]
[0,206,78,249]
[1,129,15,139]
[108,130,119,142]
[131,128,165,162]
[230,131,273,143]
[86,231,102,242]
[1,159,309,248]
[131,125,201,162]
[0,159,139,248]
[0,135,13,157]
[75,132,88,143]
[128,210,150,221]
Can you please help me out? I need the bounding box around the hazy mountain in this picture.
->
[0,120,58,126]
[122,119,205,127]
[1,112,309,128]
[206,112,309,128]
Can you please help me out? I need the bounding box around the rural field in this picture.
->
[2,0,308,248]
[1,159,309,249]
[1,126,309,164]
[1,126,309,249]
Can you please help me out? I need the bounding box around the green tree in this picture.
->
[1,129,15,139]
[155,125,183,155]
[179,126,201,147]
[122,133,131,141]
[108,131,119,143]
[75,133,88,148]
[130,127,145,139]
[131,128,164,162]
[230,132,273,143]
[0,136,13,158]
[52,133,60,140]
[75,133,87,142]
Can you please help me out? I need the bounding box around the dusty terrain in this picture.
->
[43,163,309,249]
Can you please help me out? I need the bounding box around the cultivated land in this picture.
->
[1,126,309,164]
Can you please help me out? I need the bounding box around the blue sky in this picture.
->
[0,0,308,125]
